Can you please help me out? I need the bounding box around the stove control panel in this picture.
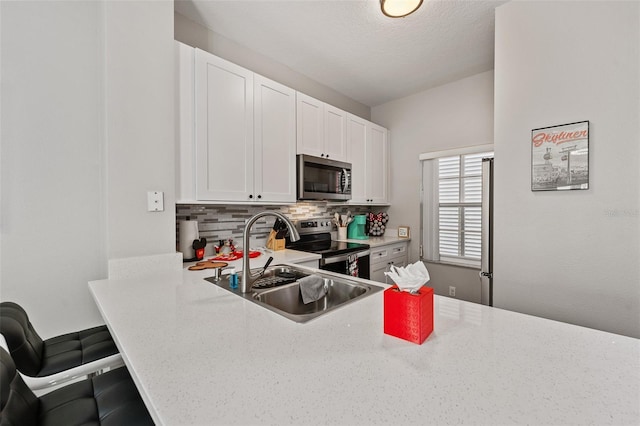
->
[296,218,335,234]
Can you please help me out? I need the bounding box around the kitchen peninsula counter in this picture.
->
[89,266,639,425]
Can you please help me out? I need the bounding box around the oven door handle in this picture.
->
[341,168,350,194]
[320,250,370,266]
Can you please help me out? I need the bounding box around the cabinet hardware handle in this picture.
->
[257,195,262,199]
[249,194,253,199]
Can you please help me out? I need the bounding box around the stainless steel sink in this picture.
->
[205,265,383,323]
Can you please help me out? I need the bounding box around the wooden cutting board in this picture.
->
[188,261,228,271]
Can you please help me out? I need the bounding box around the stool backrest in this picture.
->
[0,347,39,425]
[0,302,45,376]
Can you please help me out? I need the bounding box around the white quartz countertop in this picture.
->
[335,234,410,248]
[89,266,639,425]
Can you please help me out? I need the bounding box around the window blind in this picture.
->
[421,149,492,268]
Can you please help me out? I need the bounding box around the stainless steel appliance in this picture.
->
[286,219,370,279]
[480,157,494,306]
[297,155,351,201]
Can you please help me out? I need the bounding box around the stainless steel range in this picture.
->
[285,219,370,279]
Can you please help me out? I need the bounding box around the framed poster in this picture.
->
[531,121,589,191]
[398,226,410,239]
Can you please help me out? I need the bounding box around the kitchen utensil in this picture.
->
[260,256,274,276]
[334,212,341,226]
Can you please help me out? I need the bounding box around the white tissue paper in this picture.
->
[384,261,430,293]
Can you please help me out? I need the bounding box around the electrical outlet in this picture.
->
[449,286,456,297]
[147,191,164,212]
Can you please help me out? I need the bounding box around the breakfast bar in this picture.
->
[88,263,640,425]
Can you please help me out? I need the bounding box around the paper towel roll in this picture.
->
[179,220,199,260]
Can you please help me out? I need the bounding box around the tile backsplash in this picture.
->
[176,202,388,256]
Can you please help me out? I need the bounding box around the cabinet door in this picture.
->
[296,92,324,157]
[370,262,388,284]
[175,41,195,202]
[324,104,347,161]
[195,49,254,201]
[254,75,296,203]
[368,123,388,204]
[346,113,368,203]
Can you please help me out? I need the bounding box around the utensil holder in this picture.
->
[266,230,285,251]
[337,227,347,240]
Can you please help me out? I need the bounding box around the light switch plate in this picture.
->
[147,191,164,212]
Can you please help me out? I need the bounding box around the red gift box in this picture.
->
[384,285,434,344]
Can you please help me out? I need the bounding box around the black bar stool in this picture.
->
[0,347,154,425]
[0,301,122,391]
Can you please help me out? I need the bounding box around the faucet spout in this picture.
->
[240,212,300,293]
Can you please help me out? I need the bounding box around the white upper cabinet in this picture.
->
[324,104,348,161]
[176,42,385,205]
[179,46,295,203]
[367,122,388,204]
[195,48,254,201]
[346,114,368,203]
[296,92,324,158]
[175,41,195,202]
[296,92,347,162]
[346,113,389,205]
[253,75,296,203]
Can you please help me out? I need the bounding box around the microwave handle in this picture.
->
[341,169,350,193]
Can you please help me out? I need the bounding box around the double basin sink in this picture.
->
[205,265,383,323]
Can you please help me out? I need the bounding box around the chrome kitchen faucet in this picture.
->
[241,212,300,293]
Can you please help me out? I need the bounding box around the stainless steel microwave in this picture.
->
[297,154,351,201]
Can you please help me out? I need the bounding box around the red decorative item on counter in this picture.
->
[384,285,433,344]
[210,251,261,261]
[192,238,207,261]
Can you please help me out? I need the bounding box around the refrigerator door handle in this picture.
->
[480,157,494,306]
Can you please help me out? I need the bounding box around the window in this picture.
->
[421,148,493,268]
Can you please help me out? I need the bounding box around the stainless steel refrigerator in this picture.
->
[480,157,494,306]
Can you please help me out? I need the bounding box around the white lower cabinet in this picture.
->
[346,114,389,205]
[370,242,408,284]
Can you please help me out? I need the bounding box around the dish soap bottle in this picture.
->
[228,267,238,289]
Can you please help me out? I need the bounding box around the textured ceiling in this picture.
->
[175,0,508,107]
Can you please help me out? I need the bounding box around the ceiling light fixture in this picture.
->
[380,0,423,18]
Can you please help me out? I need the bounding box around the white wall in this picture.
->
[174,12,371,120]
[0,0,176,337]
[1,1,107,336]
[494,1,640,338]
[372,70,495,260]
[371,71,495,301]
[105,1,176,259]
